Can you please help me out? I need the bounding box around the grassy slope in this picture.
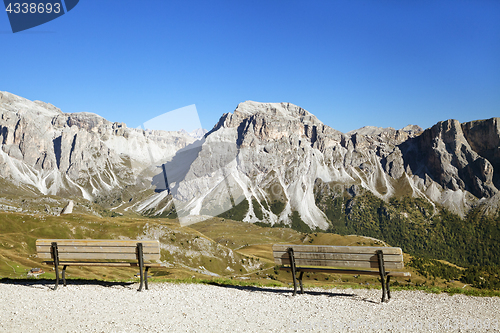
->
[0,213,259,281]
[190,218,471,291]
[0,212,492,294]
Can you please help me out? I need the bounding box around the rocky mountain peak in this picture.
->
[347,126,396,136]
[401,124,422,132]
[462,117,500,189]
[0,91,62,118]
[347,124,423,138]
[1,92,499,229]
[156,101,499,226]
[404,118,498,201]
[432,119,470,151]
[234,101,317,121]
[0,91,196,200]
[210,101,343,150]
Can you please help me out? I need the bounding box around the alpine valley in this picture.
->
[1,91,500,271]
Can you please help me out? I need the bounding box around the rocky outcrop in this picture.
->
[1,92,498,228]
[462,118,500,189]
[0,91,195,199]
[144,101,498,227]
[402,119,497,199]
[60,200,74,214]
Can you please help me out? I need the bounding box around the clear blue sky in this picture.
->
[1,0,499,133]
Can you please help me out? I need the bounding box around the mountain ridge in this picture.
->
[137,100,499,231]
[0,91,196,200]
[1,92,499,231]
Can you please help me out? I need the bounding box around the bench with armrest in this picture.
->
[36,239,163,291]
[273,244,411,302]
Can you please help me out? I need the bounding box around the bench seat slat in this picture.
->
[275,258,404,269]
[37,252,160,261]
[279,266,411,277]
[272,244,402,255]
[43,261,164,267]
[36,239,159,247]
[273,251,403,262]
[36,245,160,254]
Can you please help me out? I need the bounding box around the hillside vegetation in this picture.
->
[315,190,500,268]
[2,211,499,293]
[201,186,500,289]
[0,213,264,281]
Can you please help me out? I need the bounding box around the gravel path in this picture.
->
[0,281,499,332]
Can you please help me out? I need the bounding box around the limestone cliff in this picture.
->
[142,101,498,227]
[0,91,195,199]
[1,92,498,229]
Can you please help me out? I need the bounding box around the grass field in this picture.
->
[0,211,494,296]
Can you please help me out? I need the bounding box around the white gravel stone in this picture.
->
[0,282,498,332]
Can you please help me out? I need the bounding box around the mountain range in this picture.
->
[1,91,499,231]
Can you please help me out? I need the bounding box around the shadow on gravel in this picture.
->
[0,278,136,289]
[205,283,357,298]
[357,297,380,304]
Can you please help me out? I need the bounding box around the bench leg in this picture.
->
[138,272,144,291]
[291,271,298,296]
[381,277,387,303]
[386,276,391,300]
[145,267,150,290]
[54,263,59,291]
[51,242,60,291]
[376,250,388,303]
[298,271,304,294]
[288,248,299,296]
[137,243,144,292]
[62,265,68,287]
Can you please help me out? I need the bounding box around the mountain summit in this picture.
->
[140,100,499,228]
[0,92,499,229]
[0,91,195,200]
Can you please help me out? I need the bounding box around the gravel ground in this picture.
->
[0,281,499,332]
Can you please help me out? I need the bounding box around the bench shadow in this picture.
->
[0,278,136,289]
[1,278,386,303]
[205,282,355,298]
[204,283,384,303]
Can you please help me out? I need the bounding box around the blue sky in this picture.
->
[1,0,499,133]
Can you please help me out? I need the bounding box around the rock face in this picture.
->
[0,91,195,200]
[60,200,74,214]
[1,92,498,229]
[401,119,497,204]
[153,101,426,227]
[462,118,500,190]
[139,101,499,227]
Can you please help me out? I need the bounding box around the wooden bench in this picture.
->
[36,239,163,291]
[273,244,411,302]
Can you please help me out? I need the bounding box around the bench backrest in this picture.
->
[36,239,160,261]
[272,244,404,270]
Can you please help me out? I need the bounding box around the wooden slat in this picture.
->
[279,267,382,276]
[42,261,164,267]
[272,244,402,255]
[279,267,410,277]
[273,251,403,262]
[37,252,160,261]
[36,239,159,247]
[275,257,404,269]
[36,239,160,262]
[36,245,159,254]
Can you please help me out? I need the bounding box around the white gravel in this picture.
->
[0,281,499,332]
